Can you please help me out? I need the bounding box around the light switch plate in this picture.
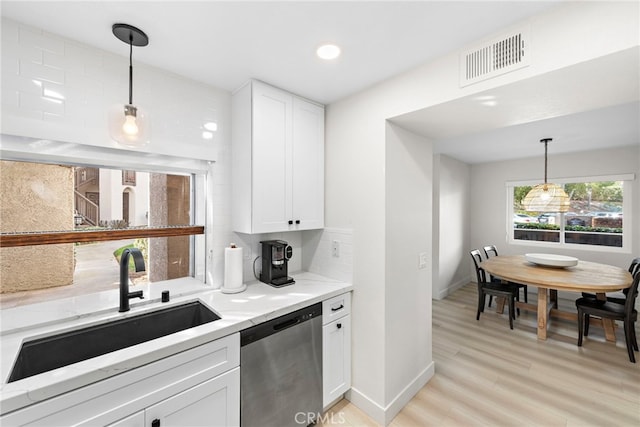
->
[419,252,428,269]
[332,240,340,257]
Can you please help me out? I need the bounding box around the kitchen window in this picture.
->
[0,136,210,308]
[507,175,633,251]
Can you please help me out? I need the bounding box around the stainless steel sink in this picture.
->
[8,301,220,383]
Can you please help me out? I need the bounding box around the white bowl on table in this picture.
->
[525,253,578,267]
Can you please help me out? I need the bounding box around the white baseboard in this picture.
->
[435,276,470,300]
[345,388,385,425]
[345,361,435,426]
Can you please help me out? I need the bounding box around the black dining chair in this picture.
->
[470,249,520,329]
[483,245,528,305]
[575,269,640,363]
[580,257,640,304]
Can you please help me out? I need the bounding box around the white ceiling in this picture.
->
[1,0,562,104]
[391,48,640,163]
[2,1,638,164]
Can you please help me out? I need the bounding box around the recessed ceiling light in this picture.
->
[316,44,341,60]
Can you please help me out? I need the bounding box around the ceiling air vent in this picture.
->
[460,28,530,87]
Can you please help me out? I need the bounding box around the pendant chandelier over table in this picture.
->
[522,138,570,213]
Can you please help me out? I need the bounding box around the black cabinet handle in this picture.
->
[295,219,300,224]
[152,419,160,427]
[337,323,342,329]
[331,304,344,312]
[288,220,293,225]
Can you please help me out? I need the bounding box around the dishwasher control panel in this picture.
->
[240,302,322,346]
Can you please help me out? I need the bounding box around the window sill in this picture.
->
[0,225,204,248]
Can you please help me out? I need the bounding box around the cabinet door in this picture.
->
[145,367,240,427]
[252,82,292,233]
[322,315,351,407]
[292,97,325,230]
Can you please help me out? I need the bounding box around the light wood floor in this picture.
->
[320,283,640,427]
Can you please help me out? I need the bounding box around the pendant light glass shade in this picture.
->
[109,23,149,147]
[523,138,570,213]
[109,103,150,147]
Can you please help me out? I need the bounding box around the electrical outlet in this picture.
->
[332,240,340,258]
[419,252,428,269]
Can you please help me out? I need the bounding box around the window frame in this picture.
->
[506,173,634,253]
[0,134,212,282]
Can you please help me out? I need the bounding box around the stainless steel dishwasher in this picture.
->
[241,303,322,427]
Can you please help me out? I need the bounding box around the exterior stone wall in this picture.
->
[0,161,74,292]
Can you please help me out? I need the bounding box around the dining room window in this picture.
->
[507,175,633,251]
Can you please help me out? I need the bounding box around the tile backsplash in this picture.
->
[214,228,353,289]
[302,228,354,283]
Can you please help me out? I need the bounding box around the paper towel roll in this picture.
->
[224,245,243,290]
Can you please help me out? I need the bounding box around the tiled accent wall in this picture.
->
[1,18,229,161]
[302,228,354,283]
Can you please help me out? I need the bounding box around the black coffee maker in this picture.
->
[259,240,295,287]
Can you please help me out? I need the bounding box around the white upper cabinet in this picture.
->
[232,80,324,234]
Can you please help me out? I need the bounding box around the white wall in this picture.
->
[434,154,471,300]
[470,145,640,268]
[326,2,638,424]
[326,92,388,414]
[384,123,433,413]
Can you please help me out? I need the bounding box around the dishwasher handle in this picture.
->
[241,302,322,346]
[274,317,300,331]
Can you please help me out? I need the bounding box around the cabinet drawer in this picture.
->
[322,292,351,325]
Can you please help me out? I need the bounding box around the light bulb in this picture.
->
[122,114,139,136]
[109,103,149,147]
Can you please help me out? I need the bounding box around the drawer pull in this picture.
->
[331,304,344,312]
[152,419,161,427]
[337,323,342,329]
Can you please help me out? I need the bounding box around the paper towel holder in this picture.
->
[221,243,247,294]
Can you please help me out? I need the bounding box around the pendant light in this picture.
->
[522,138,570,212]
[108,23,150,147]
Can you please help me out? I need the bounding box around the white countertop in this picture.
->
[0,272,352,415]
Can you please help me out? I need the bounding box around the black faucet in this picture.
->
[119,247,145,312]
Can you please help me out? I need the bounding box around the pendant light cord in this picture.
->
[128,35,133,105]
[543,139,548,184]
[540,137,552,185]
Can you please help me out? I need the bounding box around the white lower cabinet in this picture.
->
[144,368,239,427]
[1,334,240,427]
[322,293,352,408]
[107,368,239,427]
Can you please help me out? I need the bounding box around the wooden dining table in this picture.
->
[481,255,633,340]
